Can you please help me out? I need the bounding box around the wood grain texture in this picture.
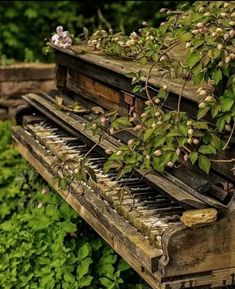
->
[51,44,213,104]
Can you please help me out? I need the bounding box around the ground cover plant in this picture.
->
[0,120,147,289]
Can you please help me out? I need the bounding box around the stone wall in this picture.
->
[0,63,55,119]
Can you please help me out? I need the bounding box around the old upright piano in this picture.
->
[12,44,235,289]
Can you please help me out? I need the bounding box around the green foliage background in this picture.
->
[0,121,146,289]
[0,1,180,63]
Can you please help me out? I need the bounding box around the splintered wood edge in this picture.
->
[12,126,164,289]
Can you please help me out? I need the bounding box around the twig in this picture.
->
[177,78,187,112]
[211,158,235,163]
[144,41,181,108]
[97,9,112,31]
[223,121,235,150]
[83,134,104,159]
[145,62,156,107]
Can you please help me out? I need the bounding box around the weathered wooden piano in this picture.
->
[12,44,235,289]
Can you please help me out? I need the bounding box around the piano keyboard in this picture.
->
[24,118,184,250]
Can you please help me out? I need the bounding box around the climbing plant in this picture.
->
[52,1,235,176]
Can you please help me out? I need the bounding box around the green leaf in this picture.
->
[216,116,225,131]
[197,106,210,120]
[210,134,221,150]
[212,69,222,85]
[198,145,216,155]
[192,38,204,48]
[78,243,90,261]
[189,151,198,165]
[221,98,234,112]
[186,51,201,69]
[78,275,93,288]
[198,155,211,174]
[143,128,154,141]
[77,257,92,279]
[179,32,192,41]
[99,277,115,289]
[116,117,132,126]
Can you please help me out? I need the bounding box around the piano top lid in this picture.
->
[50,43,214,104]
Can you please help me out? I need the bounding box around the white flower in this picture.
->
[56,26,64,35]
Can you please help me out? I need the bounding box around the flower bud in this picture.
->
[229,21,235,26]
[134,125,142,131]
[160,55,167,62]
[203,12,211,17]
[155,111,161,117]
[196,22,204,28]
[217,43,223,50]
[224,2,229,7]
[184,153,189,161]
[230,53,235,60]
[151,123,156,129]
[157,120,163,126]
[225,56,231,63]
[154,149,162,157]
[216,27,223,33]
[205,96,215,102]
[141,112,147,118]
[167,161,174,168]
[74,168,79,174]
[220,12,228,17]
[116,150,122,156]
[145,100,152,105]
[229,29,235,38]
[225,124,232,132]
[192,29,199,35]
[187,120,193,126]
[193,138,200,145]
[37,202,44,209]
[187,138,193,144]
[142,21,147,26]
[211,31,216,37]
[176,148,181,156]
[42,188,48,195]
[92,123,97,129]
[199,89,207,96]
[186,42,191,48]
[224,33,229,40]
[129,39,136,46]
[110,127,115,135]
[187,128,194,136]
[146,155,151,160]
[128,139,135,147]
[160,8,167,13]
[198,102,206,109]
[154,98,161,104]
[100,117,106,125]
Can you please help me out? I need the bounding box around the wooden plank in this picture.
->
[12,126,163,275]
[159,209,235,277]
[52,44,213,104]
[0,63,55,82]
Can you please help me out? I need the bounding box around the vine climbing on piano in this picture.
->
[50,1,235,176]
